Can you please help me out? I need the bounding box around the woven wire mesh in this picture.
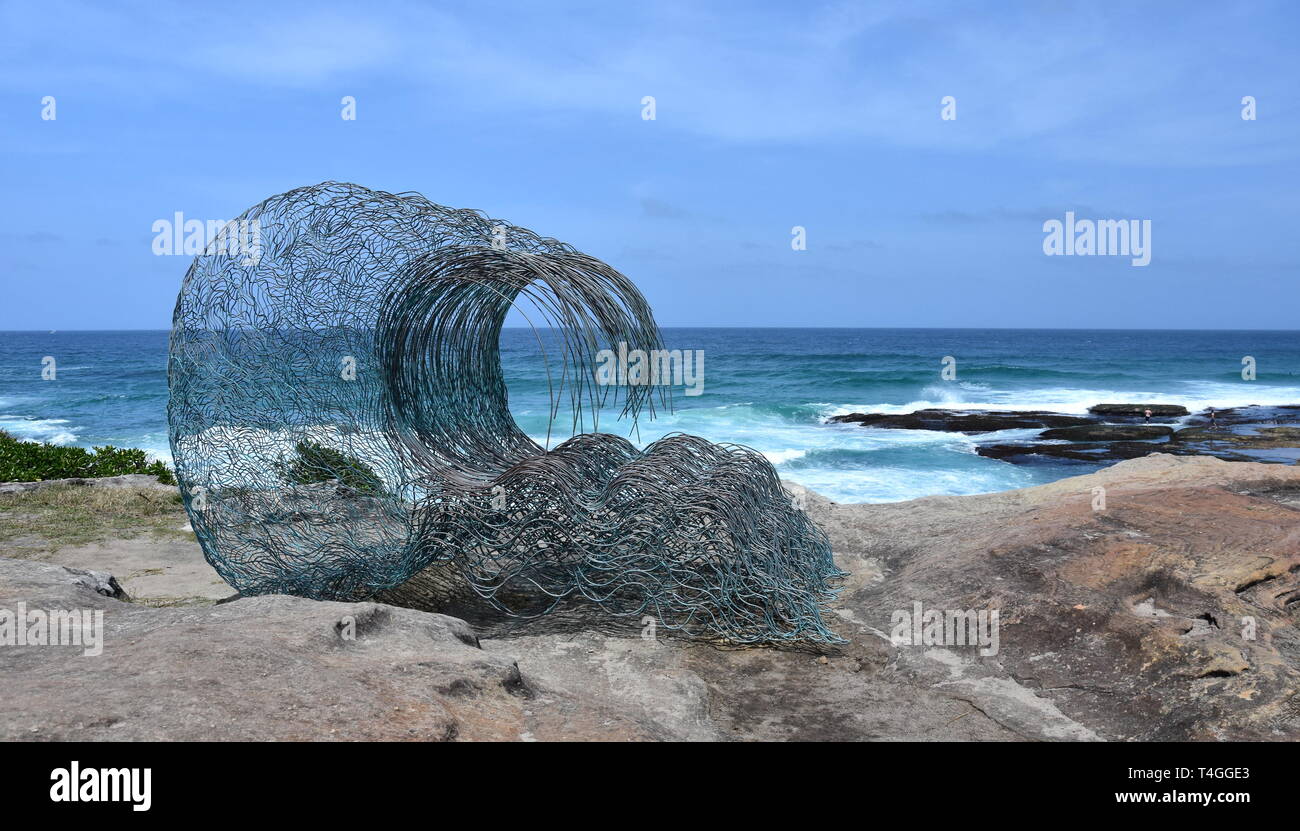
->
[168,182,844,643]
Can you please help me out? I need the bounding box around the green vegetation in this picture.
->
[0,430,175,485]
[278,440,384,495]
[0,484,188,556]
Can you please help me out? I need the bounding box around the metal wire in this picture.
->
[168,181,843,643]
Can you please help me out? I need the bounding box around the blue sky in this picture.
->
[1,0,1297,329]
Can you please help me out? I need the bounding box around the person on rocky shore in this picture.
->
[1143,408,1153,423]
[1208,407,1218,429]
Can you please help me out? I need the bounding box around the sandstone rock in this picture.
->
[45,536,237,606]
[4,455,1300,741]
[0,473,176,495]
[65,566,130,601]
[0,559,681,741]
[807,455,1300,741]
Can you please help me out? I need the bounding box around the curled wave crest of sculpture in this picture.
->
[168,182,844,643]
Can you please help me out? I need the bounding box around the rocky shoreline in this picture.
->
[830,403,1300,466]
[2,453,1298,741]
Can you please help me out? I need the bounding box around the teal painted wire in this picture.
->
[168,182,844,643]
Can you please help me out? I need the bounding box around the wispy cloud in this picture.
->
[917,206,1134,225]
[2,0,1298,328]
[4,1,1296,165]
[640,197,690,220]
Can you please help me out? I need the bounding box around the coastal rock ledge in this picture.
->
[2,454,1299,741]
[828,409,1094,432]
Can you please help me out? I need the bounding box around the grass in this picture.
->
[0,484,190,556]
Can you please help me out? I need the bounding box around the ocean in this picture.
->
[2,328,1298,503]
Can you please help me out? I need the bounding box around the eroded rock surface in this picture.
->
[805,455,1300,740]
[3,455,1299,741]
[0,559,676,741]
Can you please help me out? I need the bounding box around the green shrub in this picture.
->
[0,430,176,485]
[278,440,383,496]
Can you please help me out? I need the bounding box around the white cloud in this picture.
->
[2,0,1297,164]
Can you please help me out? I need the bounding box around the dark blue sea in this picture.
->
[2,328,1298,502]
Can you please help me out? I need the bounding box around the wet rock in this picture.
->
[982,405,1300,467]
[829,409,1095,433]
[1087,403,1189,418]
[1175,426,1300,446]
[1039,424,1174,442]
[976,441,1166,462]
[1183,405,1300,428]
[1168,426,1300,463]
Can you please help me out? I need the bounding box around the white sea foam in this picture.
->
[29,381,1298,507]
[762,448,807,464]
[781,461,1042,504]
[0,417,78,445]
[824,382,1300,418]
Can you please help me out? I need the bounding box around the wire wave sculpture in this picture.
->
[168,182,843,643]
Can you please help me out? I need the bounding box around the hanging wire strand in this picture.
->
[168,182,844,643]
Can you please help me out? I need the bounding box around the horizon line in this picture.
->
[5,325,1300,334]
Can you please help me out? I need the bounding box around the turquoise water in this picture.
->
[3,328,1299,502]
